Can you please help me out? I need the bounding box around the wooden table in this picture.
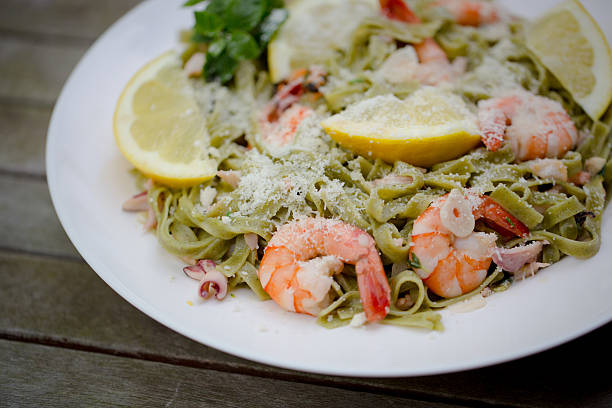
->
[1,1,611,406]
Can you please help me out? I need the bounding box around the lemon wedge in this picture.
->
[114,51,216,187]
[526,0,612,120]
[321,87,481,167]
[268,0,377,82]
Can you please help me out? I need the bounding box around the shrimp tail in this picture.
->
[478,102,506,152]
[478,90,577,161]
[356,253,391,322]
[379,0,421,23]
[414,38,449,64]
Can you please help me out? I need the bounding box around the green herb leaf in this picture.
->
[191,31,212,43]
[204,49,239,84]
[255,8,288,45]
[207,36,227,57]
[267,0,285,10]
[205,0,229,16]
[183,0,206,7]
[185,0,286,84]
[224,0,267,31]
[227,30,260,59]
[408,253,422,269]
[194,11,225,37]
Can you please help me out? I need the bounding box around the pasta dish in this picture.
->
[114,0,612,330]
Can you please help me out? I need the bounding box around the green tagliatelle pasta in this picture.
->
[126,0,612,331]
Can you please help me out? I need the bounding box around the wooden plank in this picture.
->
[0,175,78,258]
[0,340,461,408]
[0,0,143,42]
[0,251,227,363]
[1,250,611,407]
[0,35,86,105]
[0,104,51,176]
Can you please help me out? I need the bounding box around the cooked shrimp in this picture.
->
[259,67,325,147]
[379,0,465,85]
[410,189,528,298]
[380,0,421,23]
[259,104,313,148]
[528,159,568,182]
[413,39,467,85]
[478,89,578,161]
[434,0,500,26]
[258,218,391,322]
[263,67,326,122]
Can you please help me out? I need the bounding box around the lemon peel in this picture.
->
[321,88,482,167]
[114,51,216,187]
[526,0,612,120]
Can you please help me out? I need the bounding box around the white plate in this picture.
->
[47,0,612,377]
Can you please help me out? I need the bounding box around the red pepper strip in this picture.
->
[379,0,421,23]
[475,196,530,238]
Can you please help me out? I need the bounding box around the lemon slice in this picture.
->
[526,0,612,120]
[268,0,378,82]
[321,87,481,167]
[114,51,216,187]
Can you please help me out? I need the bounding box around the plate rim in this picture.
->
[45,0,612,377]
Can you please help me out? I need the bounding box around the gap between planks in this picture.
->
[0,169,46,182]
[0,332,491,408]
[2,251,610,408]
[0,250,508,408]
[0,28,93,47]
[0,175,80,259]
[1,339,469,408]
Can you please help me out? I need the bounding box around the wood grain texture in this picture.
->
[1,1,611,407]
[0,175,78,257]
[0,0,143,42]
[0,340,464,408]
[0,35,86,105]
[0,104,51,176]
[1,250,611,408]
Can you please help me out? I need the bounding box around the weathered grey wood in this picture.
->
[0,340,463,408]
[0,175,78,257]
[0,36,86,105]
[0,104,51,176]
[0,251,227,363]
[0,1,610,406]
[1,250,611,408]
[0,0,143,42]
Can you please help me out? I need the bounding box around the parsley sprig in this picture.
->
[184,0,288,83]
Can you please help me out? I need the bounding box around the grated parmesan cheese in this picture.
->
[349,312,367,327]
[232,150,331,219]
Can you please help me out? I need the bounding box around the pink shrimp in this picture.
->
[259,104,313,148]
[412,38,466,85]
[380,0,421,23]
[434,0,500,26]
[379,0,465,85]
[258,218,391,322]
[478,89,578,161]
[410,189,529,298]
[259,67,326,147]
